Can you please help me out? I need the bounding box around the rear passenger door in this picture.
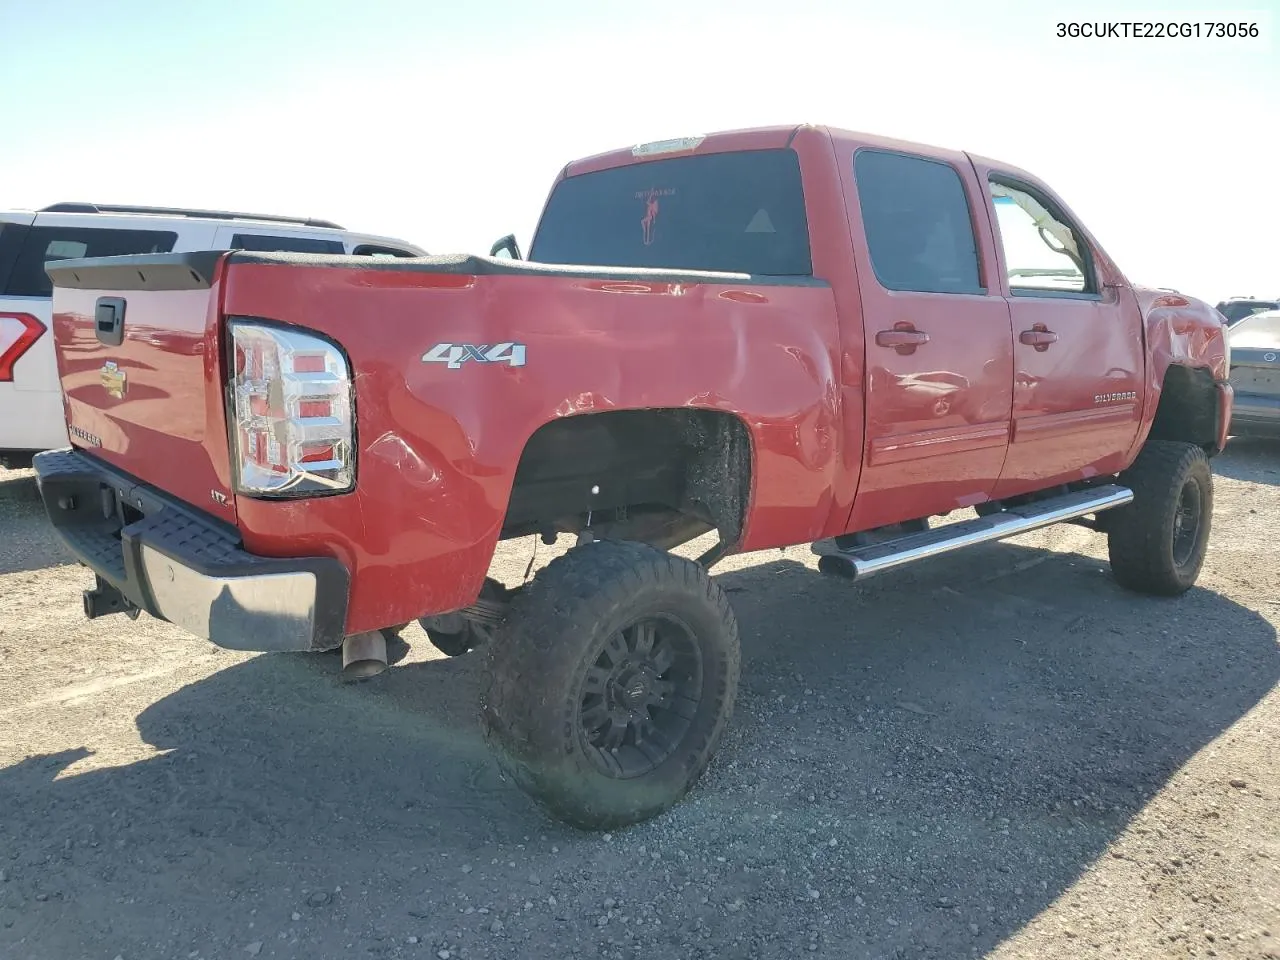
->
[842,146,1015,531]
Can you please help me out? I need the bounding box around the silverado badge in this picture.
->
[100,361,127,399]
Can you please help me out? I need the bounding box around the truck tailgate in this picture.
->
[46,252,237,521]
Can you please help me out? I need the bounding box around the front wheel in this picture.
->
[1107,440,1213,596]
[480,539,740,830]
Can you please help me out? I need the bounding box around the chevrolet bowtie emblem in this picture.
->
[100,361,127,399]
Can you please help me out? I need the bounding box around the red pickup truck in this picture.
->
[34,124,1232,829]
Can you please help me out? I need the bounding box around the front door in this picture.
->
[976,173,1145,499]
[842,147,1015,532]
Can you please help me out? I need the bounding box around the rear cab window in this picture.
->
[5,226,177,298]
[530,148,812,276]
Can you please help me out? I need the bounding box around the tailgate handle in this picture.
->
[95,297,126,347]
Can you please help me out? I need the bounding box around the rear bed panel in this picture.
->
[48,250,845,637]
[219,255,843,635]
[47,254,238,523]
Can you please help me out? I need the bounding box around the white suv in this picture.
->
[0,203,427,467]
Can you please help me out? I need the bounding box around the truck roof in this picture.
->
[0,203,427,253]
[560,123,1021,180]
[42,202,346,228]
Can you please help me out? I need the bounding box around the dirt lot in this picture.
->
[1,441,1278,960]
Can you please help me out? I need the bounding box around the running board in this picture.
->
[812,484,1133,581]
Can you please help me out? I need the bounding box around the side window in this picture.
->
[0,222,30,293]
[6,227,177,298]
[988,180,1093,295]
[46,239,88,259]
[229,234,345,254]
[351,244,420,258]
[853,149,984,295]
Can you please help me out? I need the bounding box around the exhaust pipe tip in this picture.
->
[341,630,388,681]
[817,555,857,580]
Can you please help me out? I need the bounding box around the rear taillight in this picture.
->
[0,313,45,382]
[228,320,354,497]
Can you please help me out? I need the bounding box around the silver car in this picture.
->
[1228,309,1280,438]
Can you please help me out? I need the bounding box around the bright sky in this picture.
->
[1,0,1275,305]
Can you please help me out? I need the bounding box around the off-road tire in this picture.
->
[1107,440,1213,596]
[480,539,740,830]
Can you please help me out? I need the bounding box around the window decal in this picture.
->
[637,188,675,246]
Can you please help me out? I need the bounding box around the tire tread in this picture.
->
[479,539,740,829]
[1107,440,1212,596]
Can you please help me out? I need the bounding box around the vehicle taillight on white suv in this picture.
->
[228,320,355,497]
[0,312,45,382]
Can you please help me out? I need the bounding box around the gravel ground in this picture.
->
[1,439,1278,960]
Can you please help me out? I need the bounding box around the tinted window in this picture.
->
[230,234,345,254]
[0,223,29,293]
[1218,301,1278,324]
[7,226,177,297]
[530,149,812,276]
[854,149,983,295]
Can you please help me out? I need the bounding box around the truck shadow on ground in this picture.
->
[1216,436,1280,486]
[0,472,74,575]
[1,541,1276,959]
[0,471,38,500]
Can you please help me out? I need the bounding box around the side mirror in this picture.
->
[489,234,522,260]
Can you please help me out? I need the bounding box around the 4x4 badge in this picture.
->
[100,361,127,399]
[422,342,526,370]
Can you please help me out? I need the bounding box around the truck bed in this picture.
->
[46,250,843,633]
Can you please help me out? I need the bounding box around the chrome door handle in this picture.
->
[1019,326,1058,351]
[875,326,930,355]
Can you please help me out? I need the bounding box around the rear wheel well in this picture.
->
[1148,365,1220,452]
[501,409,753,553]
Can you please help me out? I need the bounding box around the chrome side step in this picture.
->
[811,484,1133,581]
